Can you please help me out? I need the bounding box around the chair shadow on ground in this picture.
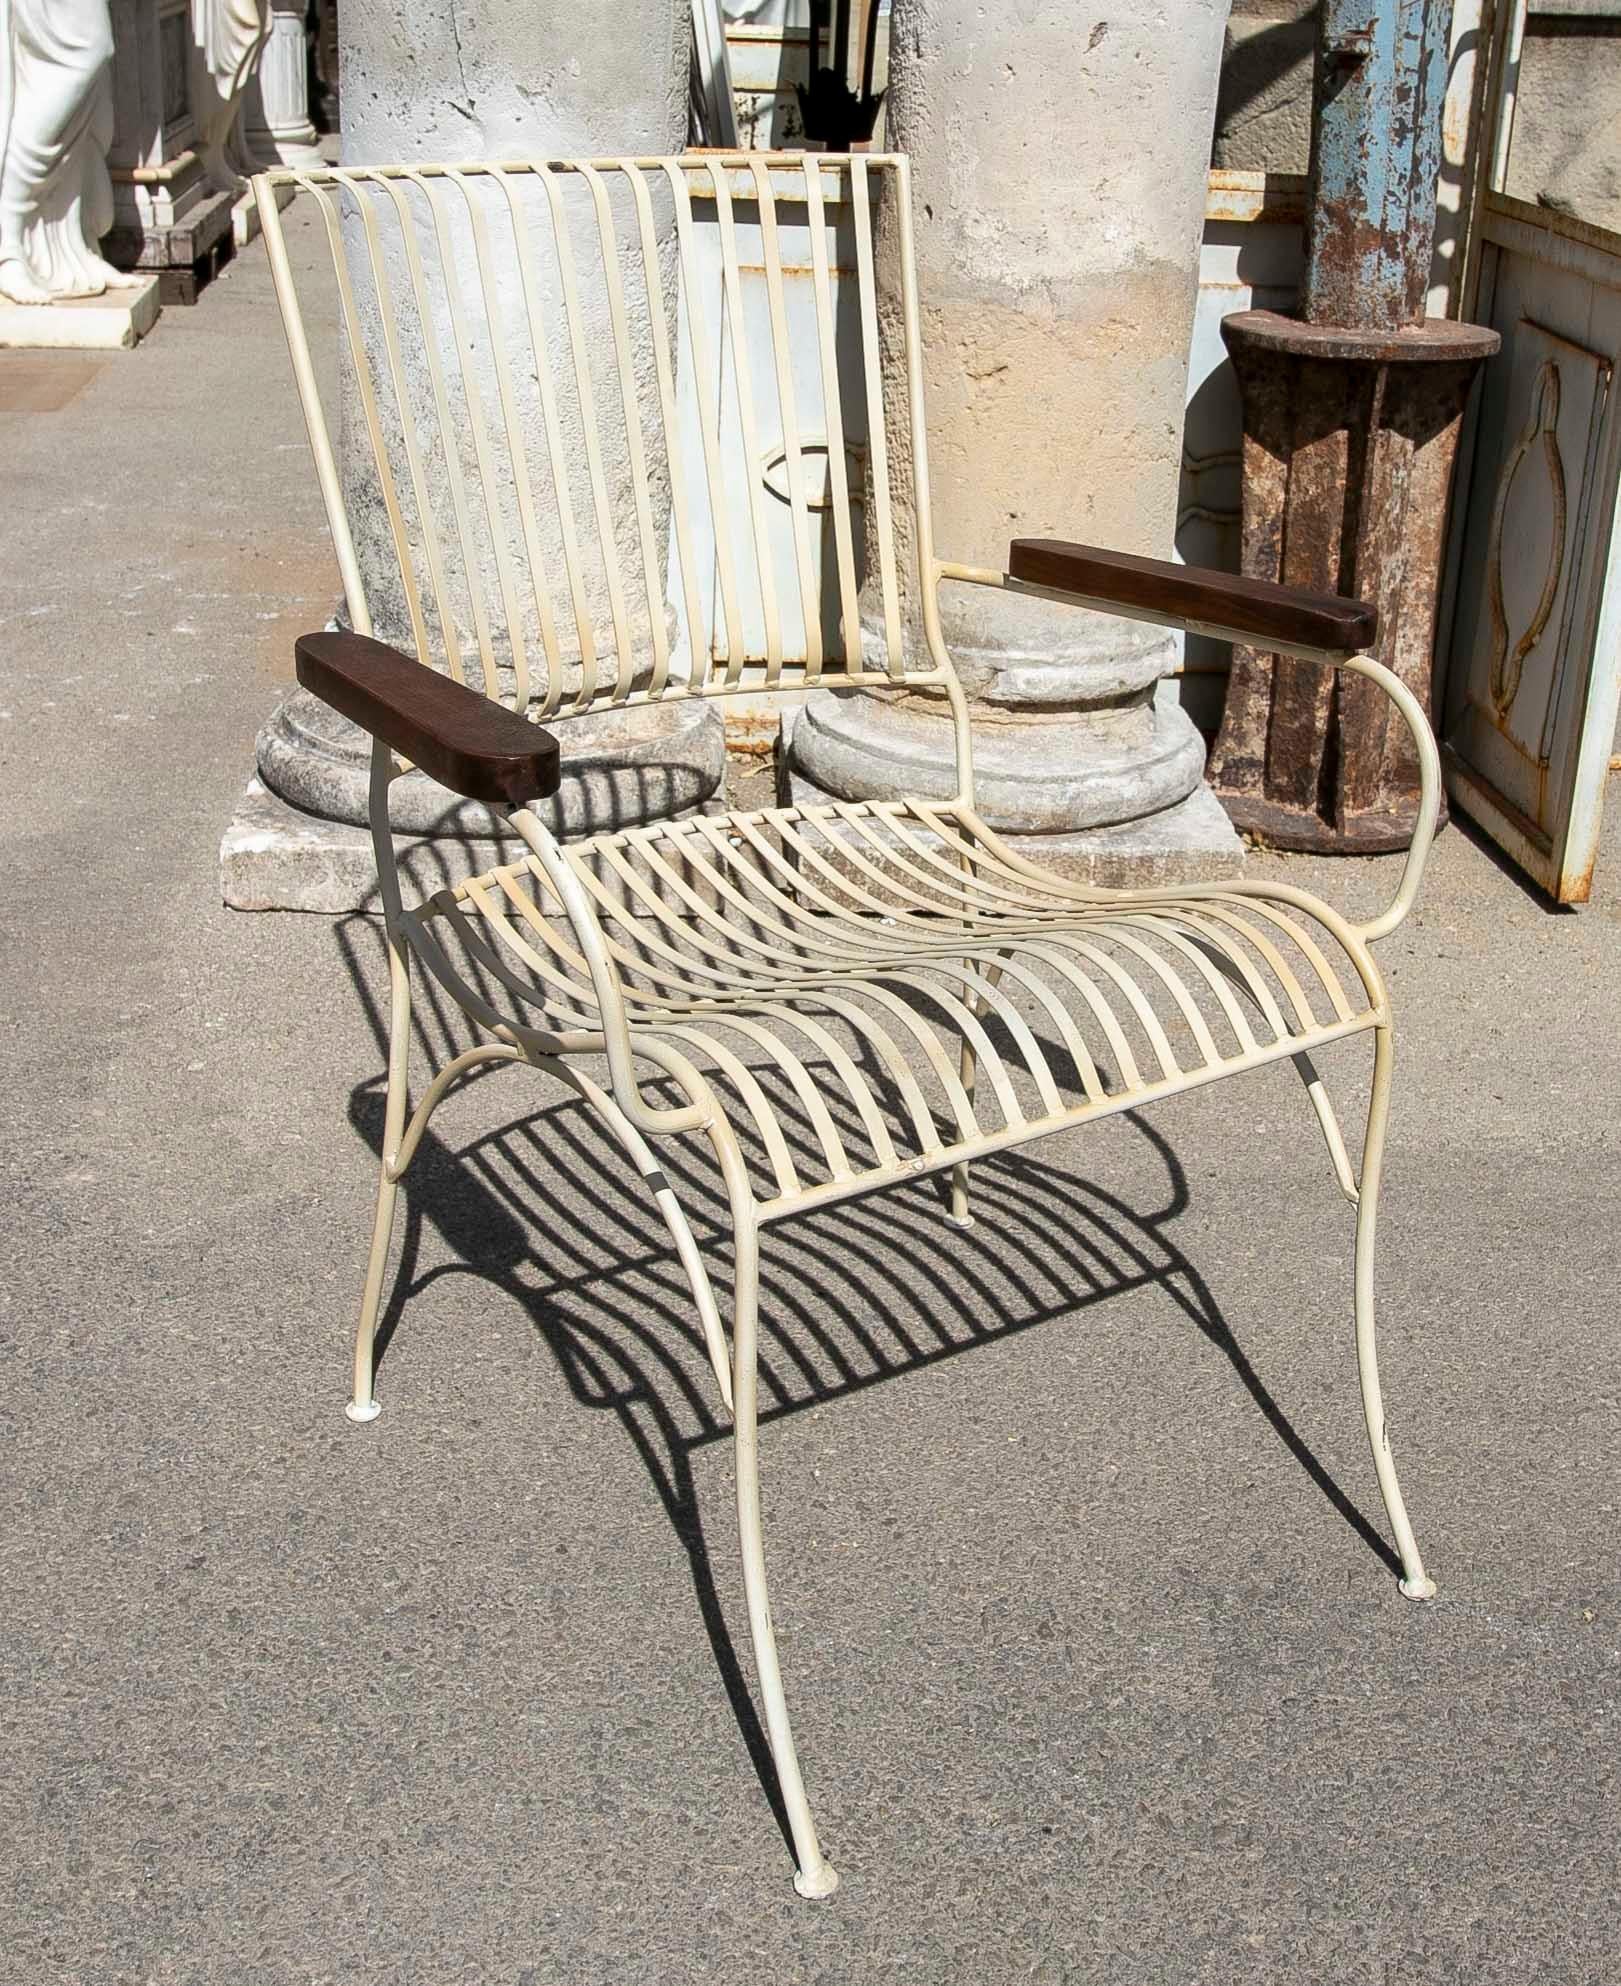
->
[332,915,1400,1853]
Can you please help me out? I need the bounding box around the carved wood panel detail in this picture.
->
[1486,358,1567,719]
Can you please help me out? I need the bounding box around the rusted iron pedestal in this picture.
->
[1209,0,1500,852]
[1209,310,1499,851]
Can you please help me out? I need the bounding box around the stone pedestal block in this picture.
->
[776,709,1243,890]
[256,687,726,841]
[788,684,1208,834]
[105,0,236,300]
[784,0,1241,880]
[0,275,160,349]
[222,772,731,915]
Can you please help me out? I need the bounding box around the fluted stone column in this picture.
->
[245,0,323,169]
[237,0,726,907]
[787,0,1242,881]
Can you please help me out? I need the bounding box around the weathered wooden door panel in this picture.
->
[1443,208,1621,901]
[1444,276,1619,895]
[1440,1,1621,902]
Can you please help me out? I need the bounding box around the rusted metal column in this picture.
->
[1305,0,1449,330]
[1208,0,1499,851]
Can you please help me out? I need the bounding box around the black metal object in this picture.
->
[797,0,885,145]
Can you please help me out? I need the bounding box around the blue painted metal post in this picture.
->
[1303,0,1453,331]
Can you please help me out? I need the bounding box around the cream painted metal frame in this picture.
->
[254,152,1441,1899]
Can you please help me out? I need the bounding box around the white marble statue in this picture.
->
[0,0,144,303]
[193,0,272,194]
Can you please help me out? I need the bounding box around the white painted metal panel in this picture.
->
[721,2,813,149]
[668,178,869,742]
[1441,195,1621,898]
[709,198,866,665]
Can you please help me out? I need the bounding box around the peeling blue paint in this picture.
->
[1303,0,1451,331]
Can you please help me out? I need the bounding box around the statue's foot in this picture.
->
[0,256,52,305]
[201,158,248,198]
[85,254,146,291]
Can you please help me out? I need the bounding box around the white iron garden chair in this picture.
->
[255,153,1440,1899]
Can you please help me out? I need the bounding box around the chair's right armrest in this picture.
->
[295,630,562,807]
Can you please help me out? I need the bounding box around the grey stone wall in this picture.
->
[1505,10,1621,230]
[1209,0,1621,233]
[1211,0,1315,175]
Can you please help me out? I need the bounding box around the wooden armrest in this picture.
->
[1006,539,1377,655]
[294,630,562,807]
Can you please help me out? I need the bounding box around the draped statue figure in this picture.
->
[193,0,272,194]
[0,0,143,303]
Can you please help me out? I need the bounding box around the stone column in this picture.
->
[240,0,727,907]
[244,0,323,168]
[786,0,1242,881]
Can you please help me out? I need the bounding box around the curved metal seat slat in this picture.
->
[954,947,1108,1106]
[1116,913,1264,1059]
[881,965,1030,1128]
[1072,922,1226,1071]
[755,1002,904,1172]
[256,148,1442,1902]
[656,1021,807,1200]
[806,975,984,1144]
[1169,901,1331,1036]
[1213,895,1361,1026]
[1004,936,1151,1093]
[795,987,950,1158]
[404,797,1382,1211]
[449,888,598,1028]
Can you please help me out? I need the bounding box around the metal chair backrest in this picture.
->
[254,152,956,727]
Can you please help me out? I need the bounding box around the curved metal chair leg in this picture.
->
[1291,1049,1360,1204]
[1355,1024,1435,1599]
[947,1002,976,1226]
[732,1218,840,1897]
[544,1060,736,1411]
[947,1134,974,1228]
[948,954,1007,1229]
[347,928,412,1424]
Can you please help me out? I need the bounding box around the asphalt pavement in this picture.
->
[2,206,1618,1984]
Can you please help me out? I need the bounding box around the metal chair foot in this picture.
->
[943,1211,974,1230]
[1398,1573,1436,1601]
[345,1398,382,1424]
[793,1860,840,1899]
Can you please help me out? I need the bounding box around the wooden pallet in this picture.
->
[156,229,236,306]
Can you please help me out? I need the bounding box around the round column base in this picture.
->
[787,686,1208,838]
[259,687,726,838]
[251,135,327,170]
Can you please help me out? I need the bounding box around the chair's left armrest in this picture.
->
[1005,539,1377,656]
